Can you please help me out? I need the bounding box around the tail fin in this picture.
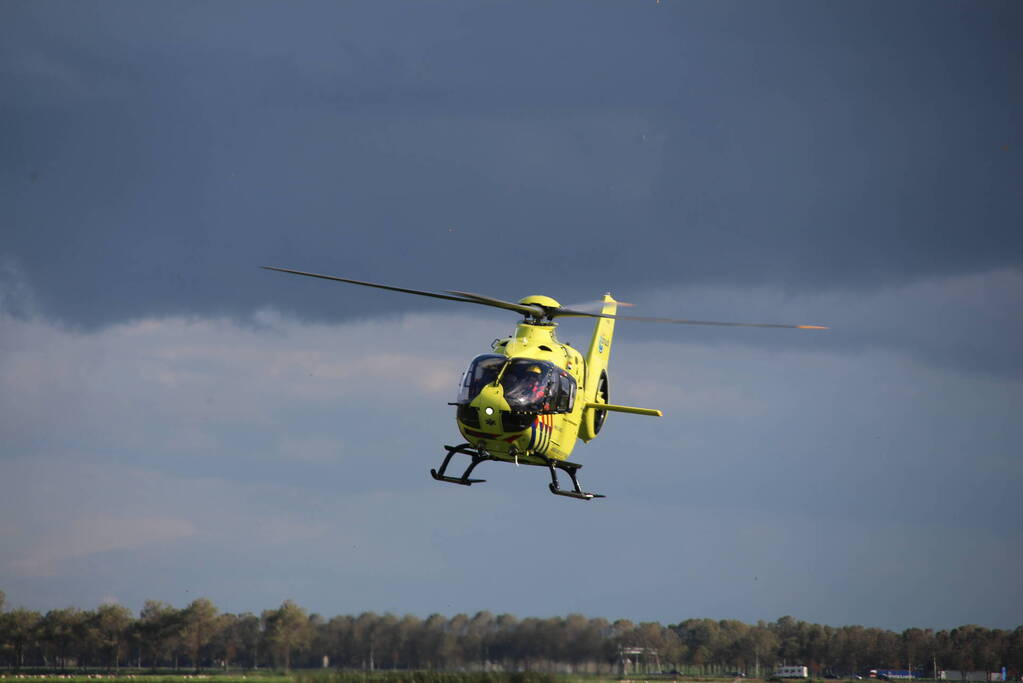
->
[579,295,661,441]
[583,294,617,403]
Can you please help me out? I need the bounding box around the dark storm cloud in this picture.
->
[2,1,1021,329]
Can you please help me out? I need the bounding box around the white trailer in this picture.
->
[776,666,810,679]
[939,672,1001,682]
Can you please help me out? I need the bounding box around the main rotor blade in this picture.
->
[561,298,634,312]
[445,290,546,318]
[612,313,828,329]
[262,267,828,329]
[550,307,827,329]
[548,308,616,319]
[262,266,484,307]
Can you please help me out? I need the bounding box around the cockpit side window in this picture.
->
[456,354,505,404]
[555,371,577,413]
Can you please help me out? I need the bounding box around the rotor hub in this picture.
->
[517,295,562,322]
[518,294,561,309]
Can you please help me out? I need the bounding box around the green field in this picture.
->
[0,673,871,683]
[0,674,735,683]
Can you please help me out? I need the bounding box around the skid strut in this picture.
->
[547,459,605,501]
[430,443,493,486]
[430,444,604,500]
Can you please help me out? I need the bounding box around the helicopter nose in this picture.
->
[470,384,510,427]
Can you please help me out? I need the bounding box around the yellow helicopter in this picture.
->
[263,266,827,500]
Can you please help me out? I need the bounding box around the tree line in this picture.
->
[0,592,1020,675]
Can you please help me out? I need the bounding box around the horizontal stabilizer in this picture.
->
[585,402,662,417]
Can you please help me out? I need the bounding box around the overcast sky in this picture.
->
[1,1,1021,631]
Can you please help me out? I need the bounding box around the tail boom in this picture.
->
[584,402,662,417]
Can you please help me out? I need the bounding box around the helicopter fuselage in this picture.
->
[453,294,623,467]
[456,323,583,465]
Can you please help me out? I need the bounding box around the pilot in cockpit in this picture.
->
[523,365,544,400]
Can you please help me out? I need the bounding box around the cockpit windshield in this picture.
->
[456,354,505,405]
[456,355,574,414]
[500,360,558,412]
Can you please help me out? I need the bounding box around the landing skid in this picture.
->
[430,443,492,485]
[429,443,604,500]
[547,459,605,501]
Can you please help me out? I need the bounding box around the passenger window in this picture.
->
[556,372,577,413]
